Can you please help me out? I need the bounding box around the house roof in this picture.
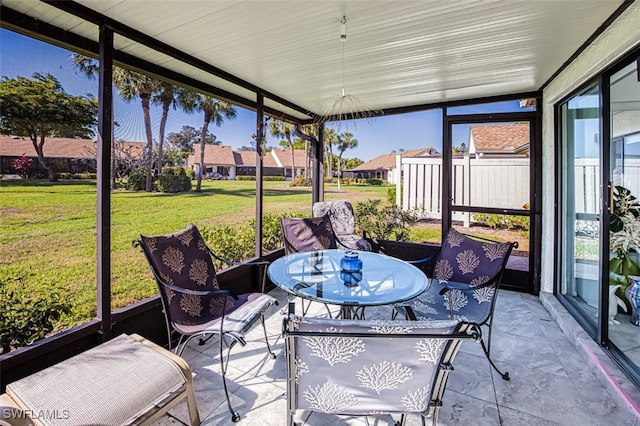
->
[1,1,629,120]
[187,145,235,166]
[469,123,530,154]
[0,135,146,159]
[348,148,438,171]
[269,148,307,168]
[233,150,258,167]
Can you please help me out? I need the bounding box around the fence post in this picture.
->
[463,154,471,227]
[395,154,402,207]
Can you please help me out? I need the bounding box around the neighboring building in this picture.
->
[0,135,145,175]
[184,145,308,180]
[468,123,530,158]
[343,147,438,184]
[187,145,236,178]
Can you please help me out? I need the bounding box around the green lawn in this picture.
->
[0,179,387,328]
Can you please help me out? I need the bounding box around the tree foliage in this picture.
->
[0,73,98,181]
[167,125,217,153]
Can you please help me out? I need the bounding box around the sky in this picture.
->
[0,29,528,162]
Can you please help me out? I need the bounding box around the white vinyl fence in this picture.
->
[395,155,530,225]
[395,155,640,223]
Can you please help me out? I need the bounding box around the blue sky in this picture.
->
[1,29,527,162]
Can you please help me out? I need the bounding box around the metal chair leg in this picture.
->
[261,314,276,359]
[219,335,241,422]
[479,338,509,380]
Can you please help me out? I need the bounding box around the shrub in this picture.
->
[290,175,311,187]
[366,178,384,186]
[387,186,397,204]
[125,172,146,190]
[236,175,256,181]
[157,167,192,193]
[355,199,419,241]
[0,285,71,354]
[185,167,195,180]
[12,154,32,179]
[264,176,285,181]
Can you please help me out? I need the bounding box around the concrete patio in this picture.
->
[155,288,640,426]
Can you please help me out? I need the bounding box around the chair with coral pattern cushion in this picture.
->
[134,223,278,422]
[393,227,516,380]
[283,303,479,426]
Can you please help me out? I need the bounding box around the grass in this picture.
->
[0,179,387,328]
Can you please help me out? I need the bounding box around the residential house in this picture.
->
[0,135,145,176]
[343,147,438,184]
[468,123,530,158]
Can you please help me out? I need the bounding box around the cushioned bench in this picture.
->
[1,333,200,426]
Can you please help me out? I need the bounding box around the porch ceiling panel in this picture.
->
[2,0,627,118]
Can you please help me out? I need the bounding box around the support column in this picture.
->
[312,123,325,203]
[97,25,113,341]
[255,93,264,258]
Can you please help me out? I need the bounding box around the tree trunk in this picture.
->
[141,95,154,192]
[327,144,334,182]
[337,154,343,191]
[157,101,170,171]
[195,113,211,192]
[31,135,56,182]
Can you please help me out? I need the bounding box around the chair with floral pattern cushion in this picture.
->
[280,215,338,255]
[280,215,340,316]
[283,303,480,426]
[134,223,278,423]
[312,200,372,251]
[393,227,516,380]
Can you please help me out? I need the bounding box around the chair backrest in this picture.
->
[283,313,475,419]
[434,227,513,285]
[430,228,515,324]
[312,200,356,237]
[280,215,338,255]
[136,224,228,327]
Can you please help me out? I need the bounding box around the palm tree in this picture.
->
[269,120,295,181]
[113,70,160,192]
[336,132,358,191]
[324,128,339,181]
[152,83,190,171]
[184,94,237,192]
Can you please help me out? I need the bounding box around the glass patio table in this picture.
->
[267,249,429,319]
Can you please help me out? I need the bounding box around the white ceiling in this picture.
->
[2,0,628,120]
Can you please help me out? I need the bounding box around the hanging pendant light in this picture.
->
[315,16,383,128]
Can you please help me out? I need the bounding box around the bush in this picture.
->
[236,175,256,181]
[157,167,192,193]
[185,167,195,180]
[125,172,146,190]
[387,186,397,204]
[355,199,419,241]
[264,176,285,181]
[366,178,384,186]
[0,285,71,354]
[290,175,311,187]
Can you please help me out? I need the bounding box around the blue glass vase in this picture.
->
[340,251,362,287]
[626,276,640,326]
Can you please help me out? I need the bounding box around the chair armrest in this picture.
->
[437,274,501,295]
[160,280,232,298]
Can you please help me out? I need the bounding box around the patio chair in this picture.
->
[312,200,372,251]
[134,223,278,423]
[279,215,341,316]
[393,227,516,380]
[283,303,480,426]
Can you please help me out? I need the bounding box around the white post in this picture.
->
[463,154,471,227]
[395,154,402,207]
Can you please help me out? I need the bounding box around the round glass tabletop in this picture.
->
[267,249,429,307]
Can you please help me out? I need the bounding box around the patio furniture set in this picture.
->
[0,201,515,426]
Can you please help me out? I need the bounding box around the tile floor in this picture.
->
[155,289,640,426]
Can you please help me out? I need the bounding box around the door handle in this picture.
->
[609,182,614,214]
